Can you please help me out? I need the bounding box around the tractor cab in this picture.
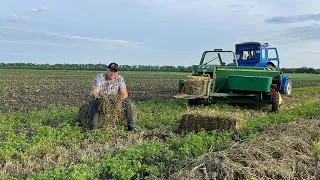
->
[235,42,280,68]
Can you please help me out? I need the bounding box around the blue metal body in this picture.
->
[232,42,290,95]
[235,42,280,68]
[280,76,289,93]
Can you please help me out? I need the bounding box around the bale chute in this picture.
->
[174,74,210,100]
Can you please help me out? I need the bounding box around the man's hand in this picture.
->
[120,87,128,101]
[91,88,100,99]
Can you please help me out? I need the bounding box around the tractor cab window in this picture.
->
[202,51,235,66]
[241,50,255,60]
[268,49,277,59]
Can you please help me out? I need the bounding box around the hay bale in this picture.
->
[170,119,320,180]
[98,93,125,129]
[76,94,125,130]
[183,79,204,95]
[179,110,244,132]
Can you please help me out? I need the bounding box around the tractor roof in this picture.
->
[235,42,269,46]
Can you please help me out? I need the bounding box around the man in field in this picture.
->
[89,62,139,132]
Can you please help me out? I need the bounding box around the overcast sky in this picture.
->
[0,0,319,68]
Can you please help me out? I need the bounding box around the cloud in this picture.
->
[7,14,29,22]
[38,30,144,45]
[0,26,144,46]
[227,4,242,7]
[265,14,320,24]
[0,39,71,47]
[29,7,49,12]
[285,23,320,40]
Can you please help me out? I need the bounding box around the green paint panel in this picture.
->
[228,75,273,92]
[214,66,281,92]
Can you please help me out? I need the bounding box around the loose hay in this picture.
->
[179,109,244,132]
[183,79,204,95]
[171,118,320,180]
[77,93,125,130]
[98,93,125,130]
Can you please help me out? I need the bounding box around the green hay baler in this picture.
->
[174,49,284,113]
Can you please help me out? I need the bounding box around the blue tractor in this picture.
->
[232,42,292,95]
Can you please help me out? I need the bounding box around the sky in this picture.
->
[0,0,320,68]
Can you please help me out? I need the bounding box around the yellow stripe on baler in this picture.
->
[217,68,279,72]
[189,76,209,80]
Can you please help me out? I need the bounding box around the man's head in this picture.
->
[106,62,119,80]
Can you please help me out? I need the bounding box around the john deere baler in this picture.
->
[174,49,284,113]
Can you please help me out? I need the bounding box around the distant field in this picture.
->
[0,69,186,112]
[0,69,319,112]
[284,73,320,79]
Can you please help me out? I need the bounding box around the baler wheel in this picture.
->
[204,97,214,106]
[189,98,202,106]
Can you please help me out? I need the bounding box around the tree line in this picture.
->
[0,63,319,74]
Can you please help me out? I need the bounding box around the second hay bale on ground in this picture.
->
[179,110,244,132]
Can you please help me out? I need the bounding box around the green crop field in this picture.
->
[284,73,320,79]
[1,69,320,179]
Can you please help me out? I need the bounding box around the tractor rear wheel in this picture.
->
[266,62,276,68]
[271,93,280,113]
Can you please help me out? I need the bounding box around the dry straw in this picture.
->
[171,118,320,180]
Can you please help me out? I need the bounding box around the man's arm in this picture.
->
[91,76,101,99]
[120,87,128,100]
[91,88,100,99]
[119,75,128,100]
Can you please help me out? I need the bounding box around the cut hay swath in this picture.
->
[179,109,245,132]
[77,93,125,130]
[171,118,320,180]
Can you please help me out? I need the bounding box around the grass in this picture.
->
[17,101,320,180]
[1,86,320,179]
[1,68,320,179]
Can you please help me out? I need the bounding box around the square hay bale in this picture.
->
[183,79,204,95]
[179,110,244,132]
